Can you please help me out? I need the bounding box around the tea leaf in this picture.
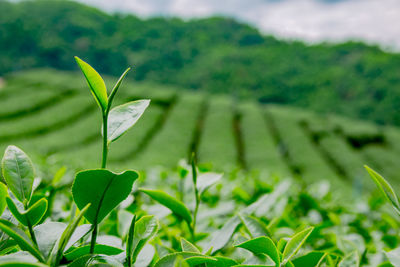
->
[338,251,359,267]
[239,214,270,238]
[206,216,241,254]
[282,227,314,263]
[106,100,150,143]
[197,172,223,196]
[364,165,400,214]
[75,56,108,111]
[236,236,280,266]
[6,197,48,226]
[385,247,400,266]
[140,189,192,225]
[291,251,327,267]
[2,145,35,203]
[68,254,124,267]
[129,215,158,264]
[34,222,66,260]
[181,237,200,253]
[155,252,216,267]
[64,244,123,261]
[0,182,7,216]
[72,169,138,224]
[108,67,131,108]
[0,219,44,262]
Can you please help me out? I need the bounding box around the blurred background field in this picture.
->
[1,0,400,196]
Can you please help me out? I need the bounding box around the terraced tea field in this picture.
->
[1,69,400,194]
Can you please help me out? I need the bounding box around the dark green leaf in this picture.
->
[72,169,138,224]
[68,254,123,267]
[74,56,108,111]
[106,100,150,143]
[64,244,123,261]
[2,146,35,203]
[154,252,216,267]
[292,251,327,267]
[236,236,280,266]
[282,227,314,263]
[6,197,47,226]
[0,219,44,262]
[140,189,192,225]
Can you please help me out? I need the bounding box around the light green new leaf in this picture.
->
[72,169,138,224]
[181,238,200,253]
[2,145,35,203]
[236,236,280,266]
[0,219,44,262]
[6,197,47,226]
[338,251,359,267]
[291,251,327,267]
[140,189,192,225]
[282,227,314,264]
[74,56,108,111]
[129,215,159,264]
[365,165,400,214]
[386,247,400,266]
[106,100,150,143]
[197,172,223,196]
[0,183,7,216]
[108,67,131,108]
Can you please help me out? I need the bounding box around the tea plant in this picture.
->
[0,59,399,266]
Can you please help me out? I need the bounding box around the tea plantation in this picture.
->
[1,69,400,195]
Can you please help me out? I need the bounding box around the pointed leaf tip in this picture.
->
[75,56,108,111]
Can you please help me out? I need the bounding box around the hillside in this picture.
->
[1,0,400,125]
[1,69,400,195]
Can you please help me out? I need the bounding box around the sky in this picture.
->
[75,0,400,50]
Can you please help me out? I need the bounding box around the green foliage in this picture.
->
[72,169,138,224]
[6,197,47,227]
[236,236,280,266]
[1,145,35,203]
[282,227,314,264]
[0,183,7,216]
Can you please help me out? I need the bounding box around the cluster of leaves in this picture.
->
[2,1,400,125]
[1,59,400,266]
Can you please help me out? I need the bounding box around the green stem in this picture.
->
[24,203,38,248]
[90,223,98,254]
[101,113,108,169]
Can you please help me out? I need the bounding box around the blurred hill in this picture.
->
[1,0,400,125]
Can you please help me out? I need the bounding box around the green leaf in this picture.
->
[106,100,150,143]
[386,247,400,266]
[154,252,216,267]
[72,169,138,224]
[64,244,123,261]
[206,216,241,254]
[0,183,7,216]
[107,67,131,109]
[74,56,108,111]
[282,227,314,264]
[239,214,270,238]
[34,222,66,260]
[0,261,48,267]
[291,251,327,267]
[180,238,200,253]
[364,165,400,214]
[48,204,91,266]
[140,189,192,225]
[68,254,124,267]
[236,236,280,266]
[207,256,238,267]
[1,145,35,203]
[0,219,44,262]
[6,197,48,226]
[126,214,136,266]
[130,215,159,264]
[197,172,223,196]
[338,251,359,267]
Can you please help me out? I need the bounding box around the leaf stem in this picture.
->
[190,153,199,243]
[101,113,108,169]
[24,203,38,248]
[90,222,98,254]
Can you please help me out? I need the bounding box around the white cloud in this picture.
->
[75,0,400,50]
